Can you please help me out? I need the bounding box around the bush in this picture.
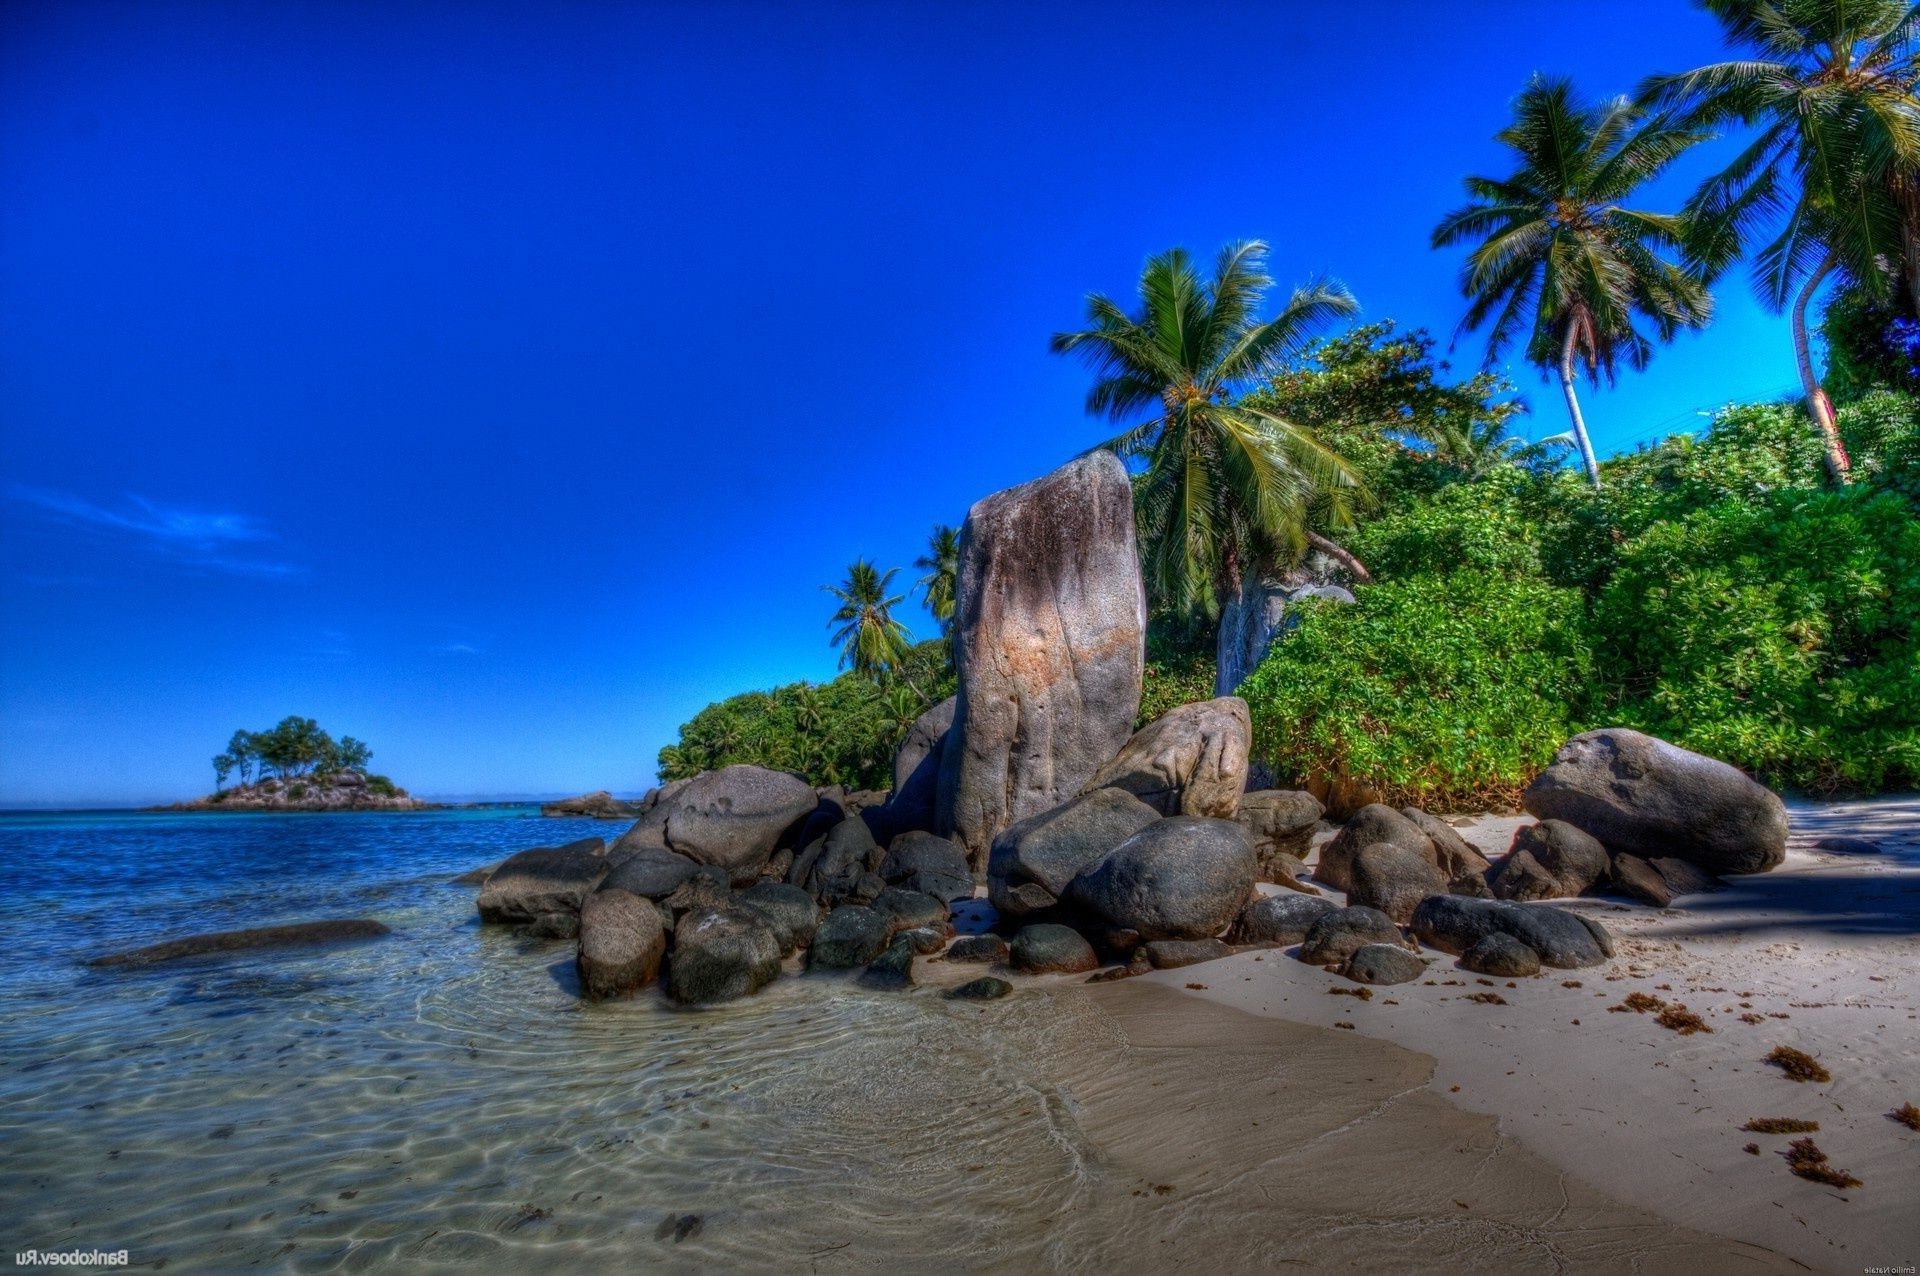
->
[1594,489,1920,792]
[365,775,401,798]
[1240,575,1595,811]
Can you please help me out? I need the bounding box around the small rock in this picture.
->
[1299,906,1406,967]
[1227,892,1336,945]
[1009,923,1100,974]
[1459,931,1542,978]
[808,905,893,969]
[1142,938,1231,969]
[856,935,917,989]
[947,975,1013,1001]
[1342,943,1427,985]
[944,934,1010,964]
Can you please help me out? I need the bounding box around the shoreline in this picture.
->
[1117,794,1920,1273]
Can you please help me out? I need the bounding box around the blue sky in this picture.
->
[0,0,1804,806]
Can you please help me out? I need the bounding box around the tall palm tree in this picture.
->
[824,559,912,682]
[913,524,960,634]
[1433,76,1715,490]
[1640,0,1920,484]
[1050,240,1366,620]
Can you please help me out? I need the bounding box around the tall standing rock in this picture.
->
[936,451,1146,868]
[1214,555,1354,696]
[883,696,955,835]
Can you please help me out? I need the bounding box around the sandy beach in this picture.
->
[1092,794,1920,1273]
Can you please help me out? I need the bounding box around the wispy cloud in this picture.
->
[433,642,481,656]
[9,487,303,578]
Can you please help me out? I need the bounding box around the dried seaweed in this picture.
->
[1783,1138,1861,1189]
[1764,1046,1831,1084]
[1743,1117,1819,1134]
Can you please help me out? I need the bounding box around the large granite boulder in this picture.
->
[599,847,701,899]
[1214,555,1355,696]
[650,765,819,884]
[878,832,974,904]
[1493,820,1610,901]
[735,881,819,955]
[477,844,610,924]
[885,697,955,836]
[576,888,667,999]
[1084,698,1251,818]
[1314,804,1435,894]
[1521,729,1788,875]
[607,779,691,856]
[1009,923,1099,974]
[869,887,950,937]
[1064,816,1256,942]
[1409,896,1612,969]
[1235,789,1324,880]
[790,816,882,905]
[1228,892,1337,946]
[1346,843,1447,924]
[667,905,783,1004]
[809,905,893,969]
[935,451,1146,867]
[987,788,1161,921]
[1399,808,1493,895]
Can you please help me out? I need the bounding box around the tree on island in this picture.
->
[1050,240,1369,623]
[1432,75,1715,490]
[1640,0,1920,484]
[212,716,377,792]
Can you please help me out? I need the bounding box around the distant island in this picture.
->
[167,716,433,811]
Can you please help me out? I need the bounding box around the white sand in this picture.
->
[1136,795,1920,1274]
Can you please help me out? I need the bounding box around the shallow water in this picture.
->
[0,808,1133,1271]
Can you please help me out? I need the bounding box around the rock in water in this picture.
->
[88,919,391,967]
[1084,697,1251,818]
[1409,895,1612,969]
[477,846,610,923]
[987,788,1161,921]
[947,975,1013,1001]
[667,905,783,1004]
[653,765,819,884]
[576,889,667,999]
[809,905,893,969]
[1521,729,1788,875]
[885,697,955,836]
[542,790,640,819]
[856,935,918,989]
[1009,923,1099,974]
[1228,893,1336,945]
[1064,816,1256,942]
[599,847,701,899]
[935,451,1146,867]
[1315,804,1435,895]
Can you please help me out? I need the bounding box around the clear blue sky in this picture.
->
[0,0,1802,807]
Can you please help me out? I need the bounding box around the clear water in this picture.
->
[0,808,1125,1271]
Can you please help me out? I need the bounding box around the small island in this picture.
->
[168,716,432,811]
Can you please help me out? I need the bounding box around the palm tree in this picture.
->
[1050,241,1366,620]
[913,524,960,634]
[1433,76,1715,489]
[1640,0,1920,484]
[824,559,912,682]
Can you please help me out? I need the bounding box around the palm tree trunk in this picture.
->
[1557,325,1603,491]
[1304,531,1372,584]
[1793,253,1851,485]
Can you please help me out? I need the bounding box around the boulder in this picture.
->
[1521,729,1788,875]
[1227,893,1337,946]
[542,790,640,819]
[987,788,1160,921]
[900,927,948,955]
[1009,923,1099,974]
[477,846,609,924]
[1214,555,1355,695]
[856,935,918,989]
[1346,843,1447,924]
[667,905,783,1004]
[607,778,690,856]
[87,919,391,968]
[654,765,819,884]
[1651,857,1721,898]
[1235,789,1325,878]
[657,868,732,926]
[1084,698,1251,818]
[879,832,974,904]
[1064,816,1256,942]
[869,888,951,937]
[944,934,1010,964]
[809,905,893,969]
[947,976,1013,1001]
[1460,932,1542,978]
[793,816,882,906]
[1315,804,1434,894]
[1399,808,1493,889]
[1299,906,1406,967]
[1142,937,1232,970]
[528,912,579,940]
[1606,853,1672,908]
[599,847,701,899]
[1493,820,1609,901]
[1408,896,1613,969]
[885,696,955,835]
[576,889,667,999]
[735,881,820,955]
[935,451,1147,866]
[1342,943,1427,986]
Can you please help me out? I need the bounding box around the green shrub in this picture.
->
[1594,488,1920,792]
[1239,575,1595,811]
[365,775,401,798]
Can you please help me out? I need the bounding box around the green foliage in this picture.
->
[364,775,402,798]
[213,717,376,789]
[914,524,960,634]
[1595,489,1920,792]
[659,640,956,790]
[825,559,913,681]
[1140,609,1216,726]
[1824,283,1920,404]
[1241,577,1596,811]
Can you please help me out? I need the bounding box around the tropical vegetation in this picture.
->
[212,717,393,794]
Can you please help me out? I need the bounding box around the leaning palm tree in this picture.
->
[1050,241,1366,621]
[913,524,960,634]
[1640,0,1920,484]
[824,559,912,682]
[1433,76,1715,489]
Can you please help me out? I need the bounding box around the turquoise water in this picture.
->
[0,808,1122,1271]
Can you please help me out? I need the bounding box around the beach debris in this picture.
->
[1764,1046,1832,1084]
[1743,1143,1760,1155]
[1327,986,1373,1001]
[1654,1004,1711,1035]
[1888,1102,1920,1131]
[1464,992,1508,1005]
[1782,1138,1861,1189]
[1609,992,1665,1014]
[1744,1117,1819,1133]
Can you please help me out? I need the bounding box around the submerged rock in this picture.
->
[577,888,667,999]
[477,845,609,924]
[936,451,1146,866]
[88,918,392,968]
